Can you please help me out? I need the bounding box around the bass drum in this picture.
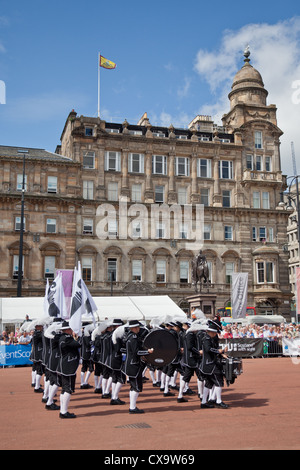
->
[143,329,178,368]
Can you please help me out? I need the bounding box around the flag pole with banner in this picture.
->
[98,53,117,118]
[231,273,248,319]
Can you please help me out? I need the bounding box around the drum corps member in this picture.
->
[57,321,81,419]
[200,320,229,409]
[124,320,154,414]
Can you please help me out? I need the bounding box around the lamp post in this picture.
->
[17,153,26,297]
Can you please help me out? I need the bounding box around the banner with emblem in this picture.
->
[231,273,248,319]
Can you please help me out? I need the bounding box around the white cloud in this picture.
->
[193,17,300,176]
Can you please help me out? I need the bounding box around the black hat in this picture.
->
[207,319,222,333]
[60,320,71,330]
[111,318,124,326]
[173,321,183,329]
[128,320,142,328]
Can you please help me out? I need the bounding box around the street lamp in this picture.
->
[17,152,26,297]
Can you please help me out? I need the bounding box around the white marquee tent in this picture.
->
[0,295,187,329]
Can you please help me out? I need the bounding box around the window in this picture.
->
[259,227,266,242]
[252,226,257,242]
[152,155,167,175]
[129,153,144,173]
[255,155,262,171]
[46,218,56,234]
[44,256,55,279]
[83,180,94,200]
[107,182,118,201]
[107,258,117,282]
[222,190,231,208]
[178,187,187,205]
[253,191,260,208]
[47,176,57,193]
[17,174,27,191]
[132,259,142,281]
[83,218,93,235]
[197,159,212,178]
[255,131,263,149]
[200,188,209,207]
[15,216,25,231]
[82,257,92,282]
[180,223,188,239]
[262,192,270,209]
[105,151,121,172]
[131,220,142,238]
[108,220,118,238]
[265,156,272,172]
[13,255,24,279]
[156,260,166,283]
[224,225,233,240]
[204,224,211,240]
[85,127,93,136]
[83,151,95,169]
[131,184,142,202]
[155,185,164,203]
[246,154,253,170]
[219,161,233,179]
[180,260,189,283]
[256,261,274,284]
[156,222,165,239]
[225,262,234,284]
[153,131,165,138]
[175,157,189,176]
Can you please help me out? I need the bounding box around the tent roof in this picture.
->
[0,295,186,323]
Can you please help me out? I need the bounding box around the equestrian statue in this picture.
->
[191,250,210,292]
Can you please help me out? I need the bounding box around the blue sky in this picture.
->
[1,0,300,177]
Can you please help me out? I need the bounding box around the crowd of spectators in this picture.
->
[0,328,32,346]
[1,315,300,347]
[219,322,300,341]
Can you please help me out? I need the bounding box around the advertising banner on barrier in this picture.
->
[282,337,300,356]
[0,344,32,366]
[219,338,264,357]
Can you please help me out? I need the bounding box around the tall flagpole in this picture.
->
[98,52,100,118]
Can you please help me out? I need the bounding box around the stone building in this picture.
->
[0,50,293,318]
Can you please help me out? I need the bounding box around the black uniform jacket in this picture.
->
[30,330,44,363]
[81,334,92,361]
[182,331,200,368]
[124,330,149,378]
[57,333,81,376]
[48,332,62,373]
[200,333,222,375]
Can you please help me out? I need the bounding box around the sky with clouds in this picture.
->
[0,0,300,177]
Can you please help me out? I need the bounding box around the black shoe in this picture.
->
[116,398,126,405]
[163,391,175,397]
[94,388,102,394]
[34,388,44,393]
[110,398,125,405]
[41,397,48,403]
[45,403,60,410]
[215,401,229,409]
[160,388,164,392]
[201,402,215,408]
[102,393,111,399]
[129,407,144,414]
[59,412,76,419]
[177,397,188,403]
[81,383,93,389]
[183,388,195,395]
[170,385,179,390]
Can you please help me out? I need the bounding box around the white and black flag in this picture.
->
[47,272,68,318]
[69,264,97,335]
[231,273,248,319]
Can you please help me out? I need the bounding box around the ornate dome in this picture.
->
[228,47,268,107]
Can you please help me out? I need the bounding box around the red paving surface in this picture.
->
[1,357,300,451]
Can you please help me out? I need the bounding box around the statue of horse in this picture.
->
[191,258,210,292]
